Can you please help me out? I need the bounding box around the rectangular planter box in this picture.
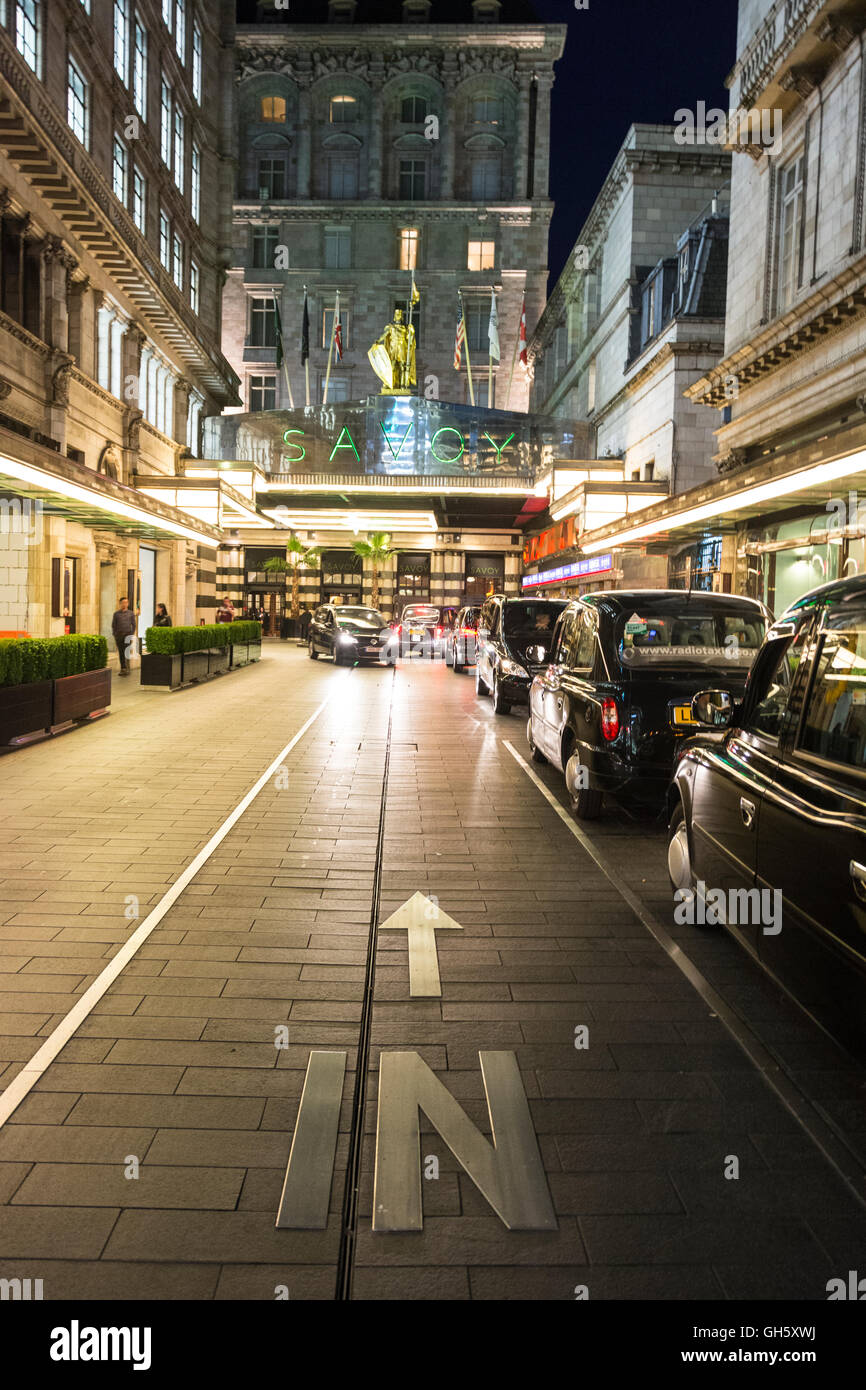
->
[208,646,229,675]
[247,642,262,663]
[230,643,249,668]
[53,667,111,725]
[140,652,183,688]
[0,679,53,745]
[181,649,209,684]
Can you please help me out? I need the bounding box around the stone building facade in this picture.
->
[0,0,239,653]
[224,2,565,417]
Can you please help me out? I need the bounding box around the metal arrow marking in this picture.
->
[378,892,462,997]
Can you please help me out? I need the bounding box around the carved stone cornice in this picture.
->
[816,15,856,52]
[779,66,817,99]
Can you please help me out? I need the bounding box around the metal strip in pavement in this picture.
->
[503,738,866,1215]
[0,686,346,1130]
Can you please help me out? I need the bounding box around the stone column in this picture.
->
[533,74,554,199]
[368,59,385,198]
[514,70,532,201]
[41,237,74,351]
[441,55,458,199]
[297,78,312,199]
[123,322,145,409]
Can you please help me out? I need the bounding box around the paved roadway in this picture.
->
[0,643,865,1301]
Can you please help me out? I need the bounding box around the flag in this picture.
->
[333,292,343,362]
[518,296,527,367]
[453,298,465,370]
[488,288,500,362]
[272,291,284,370]
[410,269,420,304]
[301,290,309,365]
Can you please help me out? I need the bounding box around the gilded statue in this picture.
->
[368,307,416,394]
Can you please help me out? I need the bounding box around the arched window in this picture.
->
[147,353,158,425]
[471,93,503,124]
[329,94,357,123]
[260,95,286,122]
[401,95,427,124]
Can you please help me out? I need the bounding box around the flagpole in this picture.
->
[303,285,310,408]
[323,290,338,406]
[460,291,475,408]
[487,288,493,408]
[272,290,294,410]
[505,300,522,410]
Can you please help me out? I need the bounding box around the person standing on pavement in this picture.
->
[153,603,172,627]
[112,596,138,677]
[216,596,235,623]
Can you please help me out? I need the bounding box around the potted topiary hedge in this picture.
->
[0,634,110,748]
[141,620,262,689]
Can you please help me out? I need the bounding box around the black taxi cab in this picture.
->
[526,589,768,818]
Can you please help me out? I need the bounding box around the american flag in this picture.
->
[333,293,343,362]
[453,299,465,370]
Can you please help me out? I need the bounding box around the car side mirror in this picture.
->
[525,645,547,664]
[692,689,734,727]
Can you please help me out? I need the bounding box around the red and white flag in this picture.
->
[333,292,343,362]
[518,296,528,367]
[453,297,465,370]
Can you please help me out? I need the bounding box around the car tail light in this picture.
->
[600,698,620,741]
[435,626,443,637]
[461,627,473,637]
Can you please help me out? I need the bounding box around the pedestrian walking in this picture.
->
[299,607,312,638]
[153,603,172,627]
[111,596,138,677]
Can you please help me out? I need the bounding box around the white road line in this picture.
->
[0,687,344,1129]
[503,737,866,1213]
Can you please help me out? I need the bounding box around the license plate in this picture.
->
[364,646,379,654]
[672,704,698,728]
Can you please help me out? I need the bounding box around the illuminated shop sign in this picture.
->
[521,554,613,589]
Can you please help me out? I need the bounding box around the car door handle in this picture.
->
[739,797,756,829]
[850,860,866,903]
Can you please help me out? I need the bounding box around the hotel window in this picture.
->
[187,394,202,452]
[329,94,357,123]
[192,19,202,102]
[159,209,170,267]
[109,317,124,398]
[15,0,39,74]
[96,308,111,390]
[328,157,357,199]
[252,225,280,269]
[641,277,657,345]
[133,21,147,118]
[189,258,200,313]
[67,58,89,147]
[325,375,350,402]
[399,159,426,201]
[322,307,350,350]
[587,357,597,413]
[160,78,172,166]
[467,239,495,271]
[172,233,183,290]
[399,227,418,270]
[260,96,286,122]
[173,107,185,191]
[777,153,805,311]
[258,156,286,200]
[249,374,276,411]
[401,95,427,123]
[161,0,171,26]
[132,166,146,232]
[174,0,185,60]
[472,94,502,124]
[471,155,501,201]
[191,141,201,222]
[113,0,129,84]
[112,135,128,203]
[464,301,488,354]
[324,226,351,269]
[250,297,277,348]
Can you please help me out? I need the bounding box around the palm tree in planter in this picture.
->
[353,532,393,612]
[264,538,320,632]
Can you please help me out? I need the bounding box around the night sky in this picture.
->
[235,0,738,286]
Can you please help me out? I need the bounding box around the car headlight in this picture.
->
[500,658,528,679]
[337,632,357,644]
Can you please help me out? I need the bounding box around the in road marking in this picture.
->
[379,891,463,996]
[503,738,866,1214]
[0,688,344,1129]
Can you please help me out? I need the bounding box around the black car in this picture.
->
[444,606,480,671]
[668,573,866,1050]
[527,589,768,818]
[308,604,396,665]
[475,595,569,713]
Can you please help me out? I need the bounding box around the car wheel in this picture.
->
[475,664,489,697]
[565,754,602,819]
[308,642,318,660]
[454,645,464,672]
[527,717,546,763]
[667,802,696,895]
[334,648,343,665]
[445,643,453,667]
[492,674,511,716]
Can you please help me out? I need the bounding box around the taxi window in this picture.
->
[800,613,866,768]
[748,624,811,740]
[618,606,765,667]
